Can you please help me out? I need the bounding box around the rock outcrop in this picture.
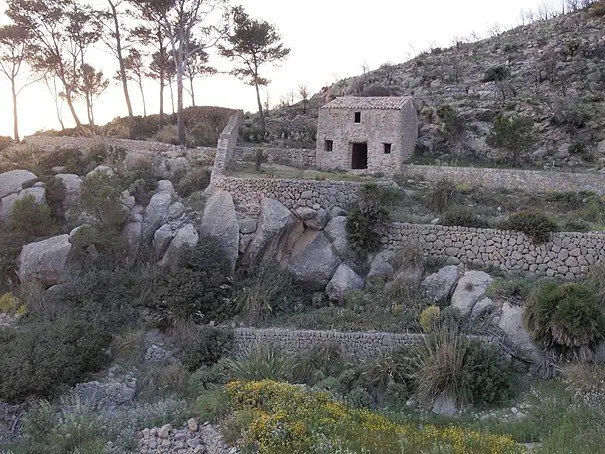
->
[451,270,493,317]
[421,265,462,304]
[326,263,364,302]
[18,234,72,287]
[288,231,341,287]
[160,224,199,268]
[200,190,239,271]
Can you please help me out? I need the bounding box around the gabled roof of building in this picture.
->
[320,96,413,110]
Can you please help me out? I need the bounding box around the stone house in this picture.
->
[315,96,418,174]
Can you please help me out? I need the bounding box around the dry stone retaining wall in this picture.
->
[234,145,316,168]
[234,328,427,359]
[401,164,605,195]
[384,223,605,279]
[213,176,386,215]
[210,114,241,182]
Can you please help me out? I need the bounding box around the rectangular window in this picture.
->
[324,140,333,152]
[354,112,361,123]
[384,143,392,154]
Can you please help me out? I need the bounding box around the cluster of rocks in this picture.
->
[0,169,45,221]
[139,419,238,454]
[0,402,22,443]
[145,345,177,364]
[73,366,137,412]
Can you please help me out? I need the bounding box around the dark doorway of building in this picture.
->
[351,142,368,169]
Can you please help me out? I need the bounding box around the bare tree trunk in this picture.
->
[108,0,133,118]
[64,88,83,129]
[139,79,147,117]
[177,59,186,146]
[254,81,264,171]
[158,32,165,131]
[11,78,19,142]
[189,76,195,106]
[168,79,175,114]
[86,92,94,125]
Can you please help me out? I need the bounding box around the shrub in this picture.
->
[234,265,296,324]
[426,179,458,213]
[10,194,57,239]
[392,240,424,271]
[408,330,474,407]
[174,167,211,197]
[486,276,539,304]
[225,380,523,454]
[291,343,345,385]
[361,348,409,398]
[224,349,293,381]
[182,326,233,372]
[482,65,510,82]
[585,263,605,310]
[0,292,25,316]
[486,115,535,166]
[436,104,465,141]
[524,283,605,359]
[499,210,559,243]
[0,317,112,403]
[419,305,441,333]
[78,172,128,231]
[346,183,390,253]
[441,206,489,228]
[42,175,67,221]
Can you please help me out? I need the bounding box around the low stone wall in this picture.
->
[24,135,184,154]
[401,164,605,195]
[384,223,605,279]
[234,146,316,168]
[213,176,395,215]
[234,328,427,359]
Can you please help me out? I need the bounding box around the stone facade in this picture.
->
[402,164,605,195]
[234,328,491,360]
[235,145,316,169]
[384,223,605,279]
[213,175,395,216]
[316,97,418,174]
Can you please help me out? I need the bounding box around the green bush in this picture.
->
[346,184,390,253]
[436,104,465,141]
[174,167,211,197]
[182,326,234,372]
[42,175,67,221]
[78,172,128,231]
[10,194,57,239]
[441,206,489,228]
[0,317,112,403]
[486,114,535,166]
[234,264,296,324]
[426,179,458,214]
[499,210,559,243]
[482,65,510,82]
[525,283,605,359]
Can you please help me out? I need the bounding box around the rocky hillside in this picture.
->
[263,5,605,170]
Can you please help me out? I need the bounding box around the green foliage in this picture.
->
[524,283,605,359]
[0,292,25,316]
[78,172,127,231]
[482,65,510,82]
[436,104,465,141]
[419,305,441,333]
[144,238,234,326]
[426,179,458,214]
[290,343,345,385]
[486,115,535,165]
[361,348,409,400]
[234,264,297,324]
[550,105,591,131]
[486,275,540,304]
[224,349,293,381]
[0,317,112,403]
[585,263,605,310]
[41,175,66,221]
[500,210,559,243]
[441,206,489,228]
[19,397,188,454]
[174,166,211,197]
[346,183,390,253]
[10,194,57,238]
[182,327,234,372]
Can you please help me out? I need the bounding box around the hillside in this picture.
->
[258,5,605,170]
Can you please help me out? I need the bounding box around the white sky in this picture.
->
[0,0,566,138]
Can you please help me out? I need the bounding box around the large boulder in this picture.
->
[55,174,83,210]
[200,189,239,271]
[497,302,541,363]
[368,251,395,281]
[0,186,47,221]
[160,224,199,268]
[18,235,72,287]
[324,216,349,257]
[121,221,142,267]
[294,207,328,230]
[421,265,462,304]
[0,170,37,199]
[450,270,493,317]
[153,224,176,259]
[326,263,364,302]
[288,231,342,287]
[142,181,176,242]
[242,198,301,268]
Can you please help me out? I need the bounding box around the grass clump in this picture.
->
[426,179,458,214]
[524,282,605,360]
[441,206,490,228]
[500,210,559,243]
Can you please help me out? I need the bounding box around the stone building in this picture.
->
[315,96,418,174]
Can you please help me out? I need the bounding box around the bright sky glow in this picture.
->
[0,0,568,138]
